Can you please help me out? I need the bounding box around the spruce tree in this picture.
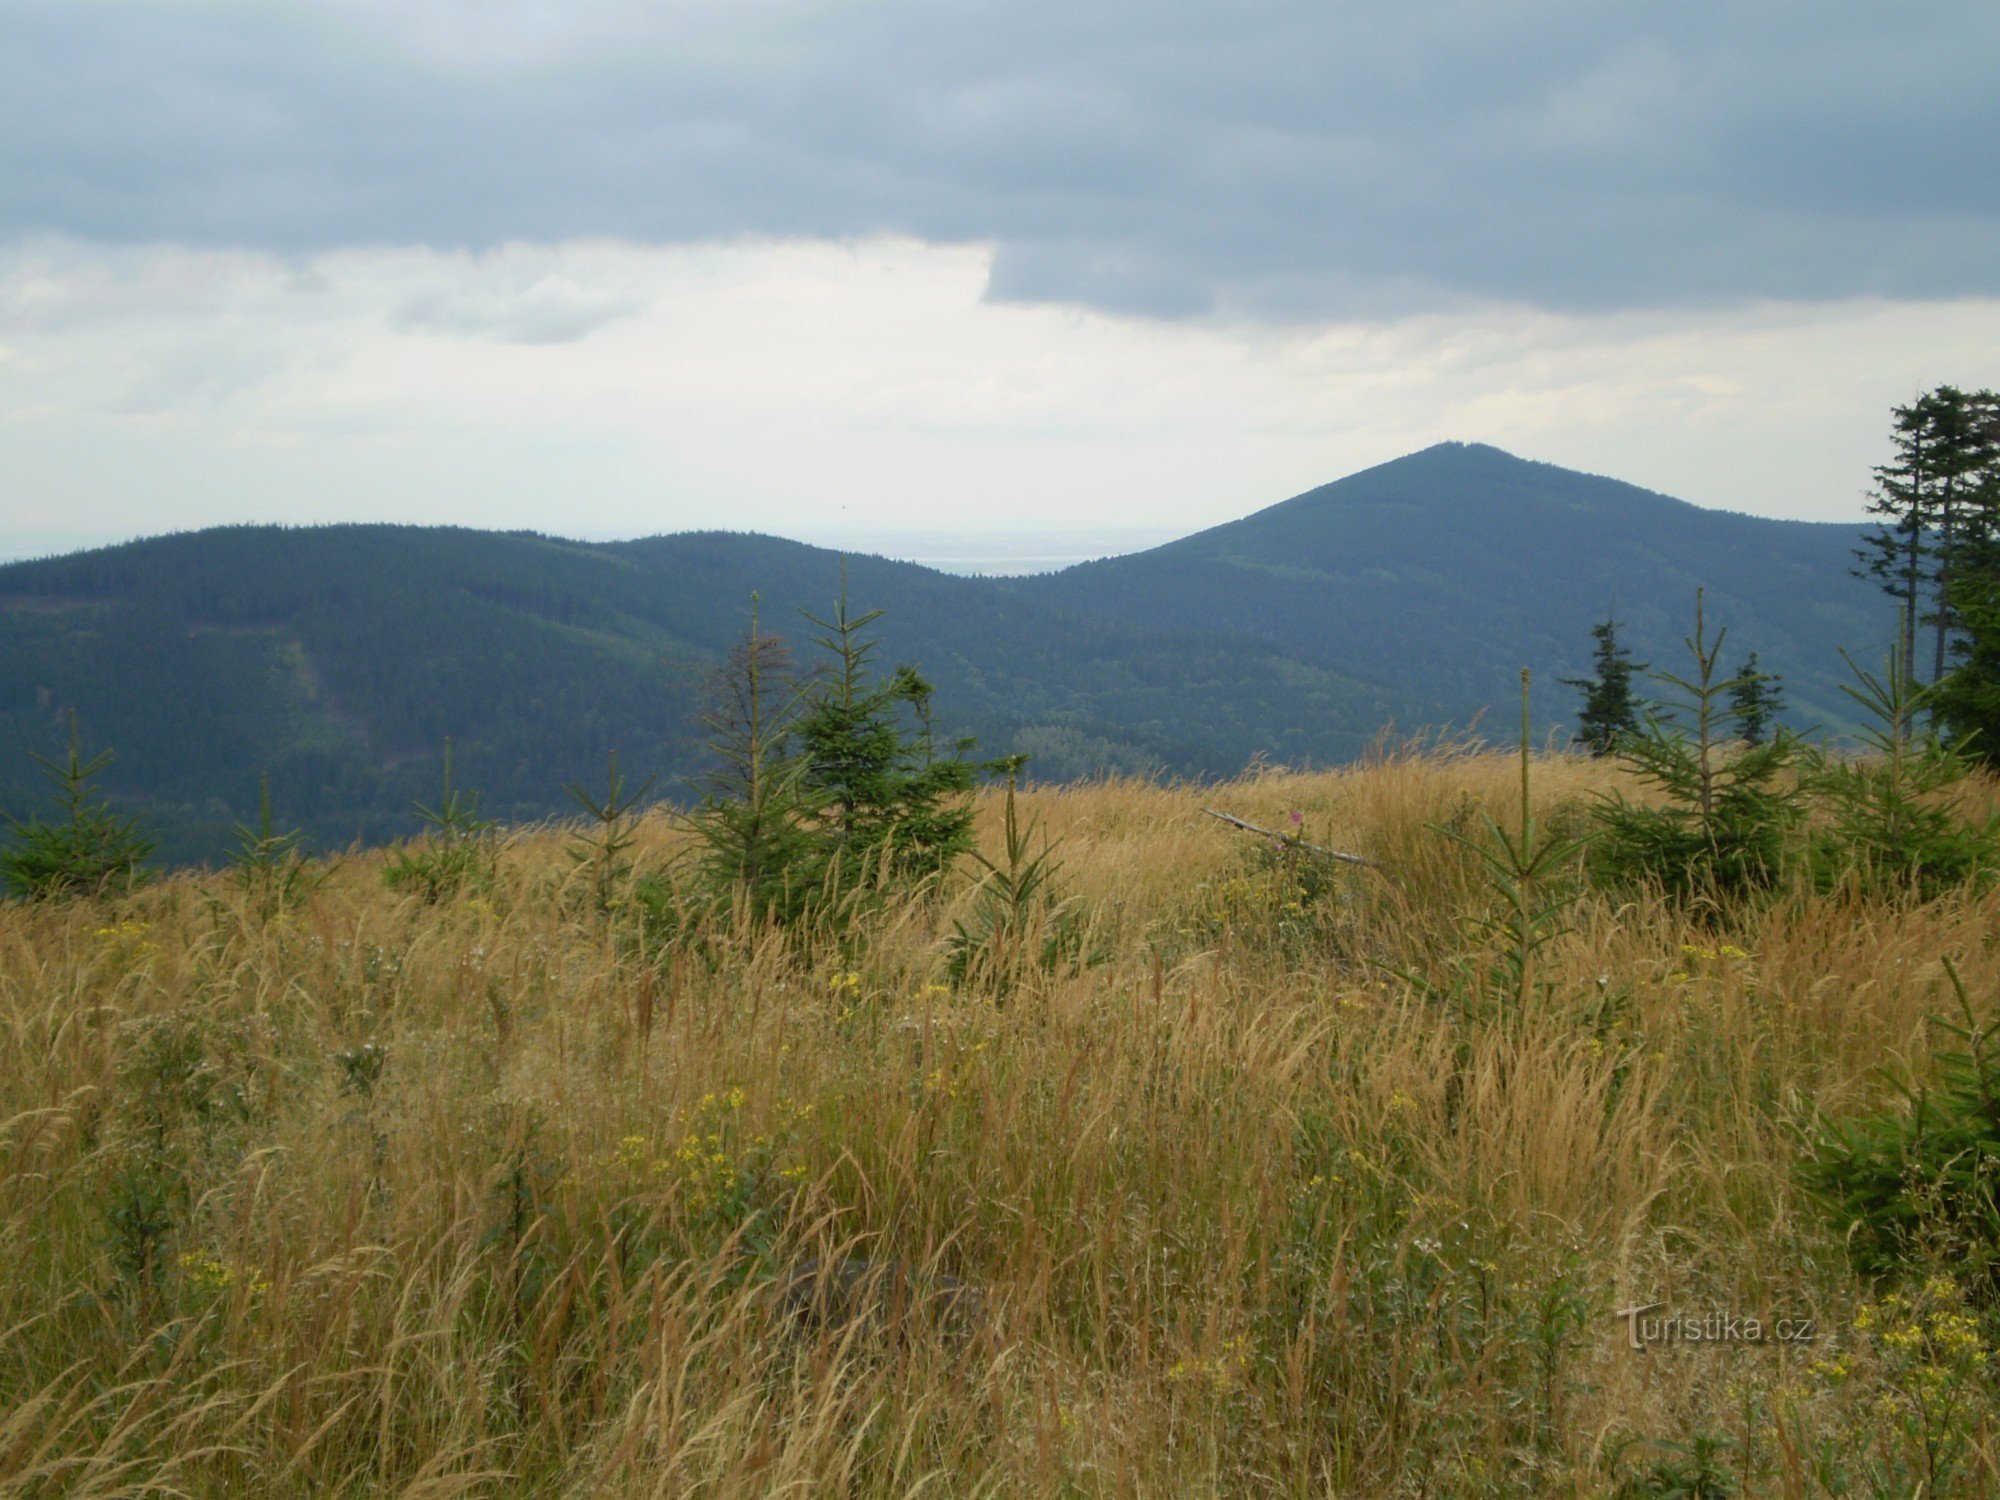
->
[1920,388,1999,683]
[1933,391,2000,757]
[686,596,820,921]
[566,749,652,918]
[1560,618,1646,756]
[1727,652,1785,746]
[1,713,154,900]
[1813,644,2000,895]
[383,740,496,904]
[793,576,980,895]
[1857,394,1937,682]
[1936,580,2000,763]
[231,773,311,917]
[685,578,989,923]
[1855,386,2000,684]
[1589,593,1801,902]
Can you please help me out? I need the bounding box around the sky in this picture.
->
[3,0,1999,557]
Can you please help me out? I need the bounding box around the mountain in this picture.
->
[1011,442,1888,733]
[0,525,1428,864]
[0,444,1895,866]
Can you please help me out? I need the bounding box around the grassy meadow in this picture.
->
[4,744,2000,1495]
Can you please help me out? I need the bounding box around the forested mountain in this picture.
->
[0,443,1889,865]
[0,526,1427,863]
[1013,442,1887,734]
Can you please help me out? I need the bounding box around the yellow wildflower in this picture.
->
[612,1135,651,1172]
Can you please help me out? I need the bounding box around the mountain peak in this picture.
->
[1375,440,1567,481]
[1019,443,1881,745]
[1263,439,1709,525]
[1407,439,1517,461]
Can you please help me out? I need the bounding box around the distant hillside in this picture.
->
[0,526,1428,864]
[0,444,1897,866]
[1013,442,1888,734]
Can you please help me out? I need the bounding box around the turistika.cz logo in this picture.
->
[1614,1302,1817,1352]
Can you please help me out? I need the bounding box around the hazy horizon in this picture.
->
[0,436,1879,577]
[0,522,1188,577]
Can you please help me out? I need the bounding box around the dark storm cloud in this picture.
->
[4,0,1996,318]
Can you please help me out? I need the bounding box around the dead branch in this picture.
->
[1200,807,1380,870]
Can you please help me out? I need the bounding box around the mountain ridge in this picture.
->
[0,443,1893,864]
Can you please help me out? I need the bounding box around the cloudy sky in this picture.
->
[3,0,1998,555]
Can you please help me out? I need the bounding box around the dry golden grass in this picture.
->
[4,748,2000,1495]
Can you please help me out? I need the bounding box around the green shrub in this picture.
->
[1184,823,1350,959]
[1613,1433,1739,1498]
[1804,961,2000,1288]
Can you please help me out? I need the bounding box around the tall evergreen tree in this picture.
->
[1934,398,2000,761]
[1728,652,1785,746]
[1855,386,2000,684]
[1920,388,2000,683]
[1934,568,2000,763]
[1561,618,1647,756]
[1857,393,1937,683]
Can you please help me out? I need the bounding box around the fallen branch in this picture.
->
[1201,808,1380,869]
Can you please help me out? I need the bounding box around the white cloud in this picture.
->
[2,236,1997,547]
[387,246,651,343]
